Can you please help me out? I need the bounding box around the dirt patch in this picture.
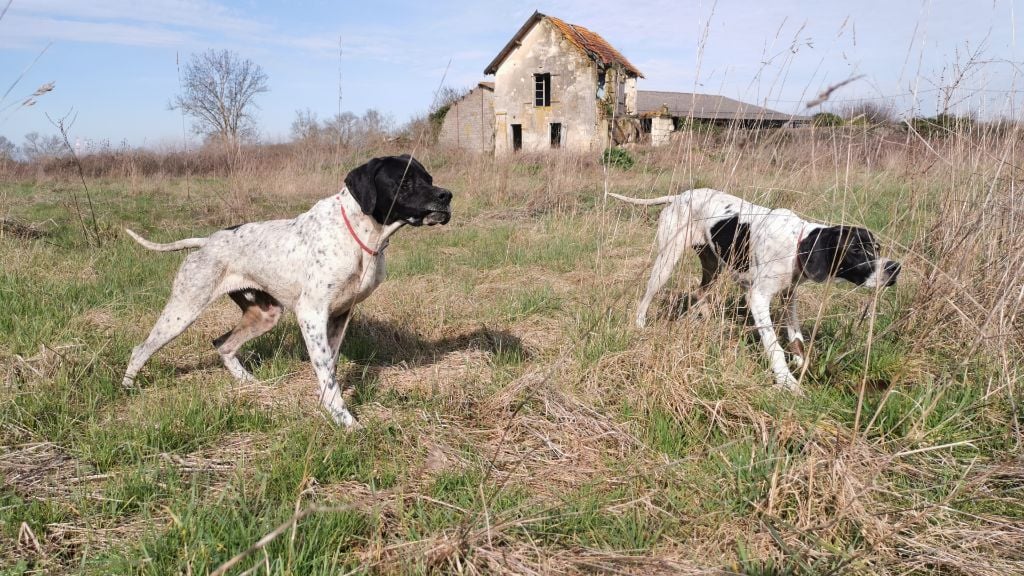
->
[376,348,491,397]
[468,363,641,498]
[4,343,84,388]
[0,442,95,500]
[0,218,51,240]
[81,307,119,333]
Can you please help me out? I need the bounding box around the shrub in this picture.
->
[812,112,844,127]
[840,101,896,125]
[906,113,974,137]
[601,147,634,170]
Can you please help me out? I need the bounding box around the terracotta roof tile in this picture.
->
[485,12,643,78]
[545,15,643,78]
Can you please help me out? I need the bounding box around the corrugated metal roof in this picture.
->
[484,11,643,78]
[637,90,805,122]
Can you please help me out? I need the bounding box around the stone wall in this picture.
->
[438,85,495,154]
[651,116,675,147]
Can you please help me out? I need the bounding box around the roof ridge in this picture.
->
[484,12,643,78]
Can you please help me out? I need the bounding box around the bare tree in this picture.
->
[171,49,268,146]
[21,131,65,162]
[290,109,393,148]
[0,135,15,160]
[324,112,359,146]
[290,108,321,142]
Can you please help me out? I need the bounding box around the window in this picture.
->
[534,73,551,107]
[596,71,606,99]
[511,124,522,151]
[550,123,562,148]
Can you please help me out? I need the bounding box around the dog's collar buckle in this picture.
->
[339,195,379,256]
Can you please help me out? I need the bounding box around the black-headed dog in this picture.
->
[610,188,900,391]
[123,155,452,426]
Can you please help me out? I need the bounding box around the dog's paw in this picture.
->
[774,374,803,395]
[788,354,807,371]
[330,406,362,430]
[233,371,257,384]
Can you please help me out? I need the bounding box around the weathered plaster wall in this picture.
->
[438,86,494,153]
[624,77,637,116]
[651,116,675,146]
[493,19,599,155]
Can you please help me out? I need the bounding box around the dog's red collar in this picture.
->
[339,195,378,256]
[794,225,806,275]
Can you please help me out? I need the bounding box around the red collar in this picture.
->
[794,225,806,275]
[340,196,378,256]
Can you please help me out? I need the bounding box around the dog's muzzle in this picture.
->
[418,188,452,226]
[423,210,450,225]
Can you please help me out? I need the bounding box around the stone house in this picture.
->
[439,11,802,154]
[442,11,643,155]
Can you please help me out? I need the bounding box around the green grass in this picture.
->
[1,143,1021,574]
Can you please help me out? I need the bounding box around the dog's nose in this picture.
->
[436,189,453,203]
[884,261,901,285]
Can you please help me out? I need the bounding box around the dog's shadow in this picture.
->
[239,315,526,382]
[658,290,754,325]
[659,289,827,371]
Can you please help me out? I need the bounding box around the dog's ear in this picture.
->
[799,227,841,282]
[344,157,382,216]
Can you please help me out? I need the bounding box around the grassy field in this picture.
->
[1,128,1022,574]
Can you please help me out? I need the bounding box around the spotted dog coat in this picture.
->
[609,188,901,391]
[122,155,453,427]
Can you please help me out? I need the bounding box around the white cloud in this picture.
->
[1,0,432,69]
[10,0,262,34]
[0,13,195,48]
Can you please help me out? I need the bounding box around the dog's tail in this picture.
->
[606,192,675,206]
[125,228,207,252]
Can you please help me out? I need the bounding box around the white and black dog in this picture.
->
[122,155,452,427]
[610,188,900,392]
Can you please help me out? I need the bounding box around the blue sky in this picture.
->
[2,0,1021,148]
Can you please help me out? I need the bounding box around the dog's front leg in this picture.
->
[296,304,358,428]
[748,290,801,393]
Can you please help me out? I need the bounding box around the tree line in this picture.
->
[2,48,470,163]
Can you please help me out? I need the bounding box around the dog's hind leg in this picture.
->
[212,290,283,382]
[687,246,721,318]
[327,311,351,367]
[636,221,690,327]
[779,287,806,371]
[123,257,220,387]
